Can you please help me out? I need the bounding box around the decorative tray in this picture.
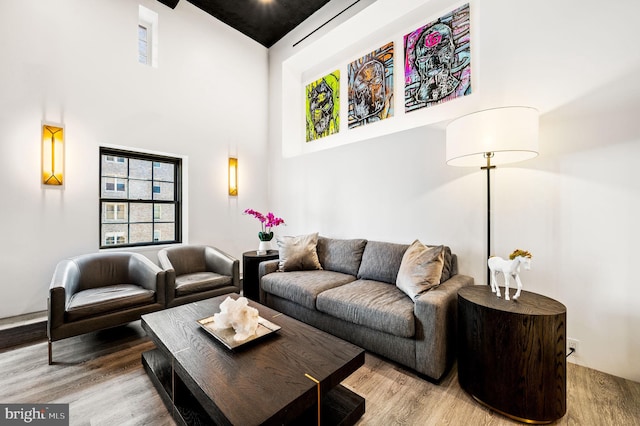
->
[197,315,281,350]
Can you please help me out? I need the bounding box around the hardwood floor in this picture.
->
[345,353,640,425]
[1,322,638,425]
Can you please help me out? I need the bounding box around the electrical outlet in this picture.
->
[568,338,579,355]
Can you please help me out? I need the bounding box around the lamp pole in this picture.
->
[445,106,540,288]
[481,152,495,286]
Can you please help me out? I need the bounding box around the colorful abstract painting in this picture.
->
[404,3,471,112]
[305,70,340,142]
[348,42,394,129]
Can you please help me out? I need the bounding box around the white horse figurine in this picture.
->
[487,249,532,300]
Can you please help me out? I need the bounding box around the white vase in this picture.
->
[257,240,271,255]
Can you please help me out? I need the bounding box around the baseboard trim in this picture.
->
[0,311,47,350]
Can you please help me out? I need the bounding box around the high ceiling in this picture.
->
[157,0,332,48]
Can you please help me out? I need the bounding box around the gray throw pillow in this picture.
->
[440,246,453,283]
[357,241,409,284]
[276,232,323,272]
[396,240,444,301]
[316,237,367,276]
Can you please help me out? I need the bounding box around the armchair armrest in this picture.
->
[204,247,240,290]
[128,253,166,306]
[158,249,176,291]
[413,273,474,381]
[157,249,173,271]
[204,247,236,275]
[48,259,80,331]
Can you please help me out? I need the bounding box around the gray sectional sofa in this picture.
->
[258,236,474,382]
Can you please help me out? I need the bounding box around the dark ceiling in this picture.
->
[157,0,332,48]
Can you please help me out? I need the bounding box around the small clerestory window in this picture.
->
[138,5,158,67]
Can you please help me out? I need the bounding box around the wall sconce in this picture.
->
[228,157,238,196]
[42,123,64,185]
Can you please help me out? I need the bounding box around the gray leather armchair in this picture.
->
[47,252,165,364]
[158,245,240,308]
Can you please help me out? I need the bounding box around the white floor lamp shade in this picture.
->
[446,106,539,167]
[445,106,539,285]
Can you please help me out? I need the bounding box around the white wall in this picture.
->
[0,0,270,318]
[268,0,640,381]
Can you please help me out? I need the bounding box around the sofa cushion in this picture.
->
[276,233,323,272]
[175,272,232,296]
[66,284,155,322]
[316,280,415,338]
[396,241,445,300]
[357,241,409,284]
[262,270,355,310]
[317,237,367,276]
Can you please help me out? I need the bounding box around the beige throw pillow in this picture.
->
[396,240,445,301]
[276,232,323,272]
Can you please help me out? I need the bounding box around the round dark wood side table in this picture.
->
[242,250,279,302]
[457,285,567,424]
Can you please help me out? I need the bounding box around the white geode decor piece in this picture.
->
[212,296,259,341]
[487,249,532,301]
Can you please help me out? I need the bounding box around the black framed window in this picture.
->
[99,147,181,248]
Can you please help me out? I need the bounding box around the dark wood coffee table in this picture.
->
[141,293,365,425]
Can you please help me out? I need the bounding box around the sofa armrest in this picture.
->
[413,273,474,381]
[257,259,279,303]
[258,259,279,280]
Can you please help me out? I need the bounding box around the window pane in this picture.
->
[101,155,128,178]
[138,25,147,40]
[129,179,152,200]
[101,177,128,199]
[153,181,174,201]
[154,203,175,222]
[130,203,152,223]
[155,223,175,242]
[130,223,153,243]
[154,162,174,182]
[102,202,128,222]
[105,155,125,163]
[138,24,148,65]
[130,159,152,180]
[102,224,128,246]
[138,41,148,64]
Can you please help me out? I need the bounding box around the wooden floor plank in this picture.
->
[0,322,638,425]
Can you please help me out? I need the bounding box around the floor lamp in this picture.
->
[445,106,539,285]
